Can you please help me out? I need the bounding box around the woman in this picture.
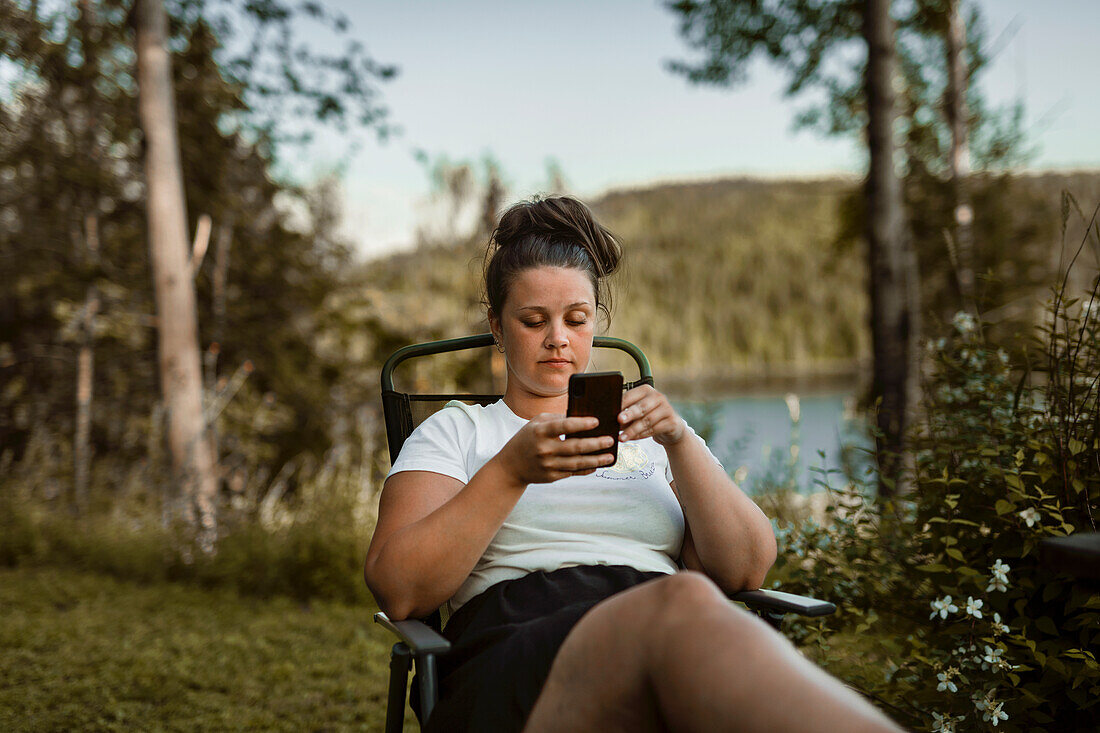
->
[364,196,900,732]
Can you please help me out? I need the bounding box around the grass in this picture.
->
[0,566,417,732]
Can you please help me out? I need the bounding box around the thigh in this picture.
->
[524,572,722,733]
[424,565,668,733]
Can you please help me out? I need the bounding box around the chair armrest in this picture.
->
[728,589,836,617]
[374,612,452,654]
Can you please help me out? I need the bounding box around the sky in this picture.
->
[279,0,1100,260]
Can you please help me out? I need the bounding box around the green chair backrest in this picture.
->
[380,333,654,465]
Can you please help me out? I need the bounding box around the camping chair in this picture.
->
[374,334,837,732]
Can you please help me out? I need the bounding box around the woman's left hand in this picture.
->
[618,385,685,447]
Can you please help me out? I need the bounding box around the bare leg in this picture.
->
[524,571,902,733]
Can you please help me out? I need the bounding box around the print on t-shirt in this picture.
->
[597,441,656,480]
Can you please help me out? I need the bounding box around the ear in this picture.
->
[487,309,501,341]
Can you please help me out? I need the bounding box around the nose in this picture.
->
[544,319,568,349]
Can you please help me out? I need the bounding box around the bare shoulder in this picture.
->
[379,470,465,521]
[367,471,466,561]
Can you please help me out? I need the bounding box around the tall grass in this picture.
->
[1,433,380,604]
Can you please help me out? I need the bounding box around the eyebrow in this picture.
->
[516,302,593,312]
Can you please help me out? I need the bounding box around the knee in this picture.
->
[652,571,735,624]
[655,570,724,608]
[649,571,761,645]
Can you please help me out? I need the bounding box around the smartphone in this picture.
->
[566,371,624,462]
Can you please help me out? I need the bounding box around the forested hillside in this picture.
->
[353,170,1100,388]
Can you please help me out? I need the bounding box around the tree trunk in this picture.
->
[207,217,233,463]
[945,0,974,303]
[73,0,99,511]
[864,0,920,498]
[134,0,217,546]
[211,218,233,350]
[74,215,100,510]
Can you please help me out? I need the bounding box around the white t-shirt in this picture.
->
[386,399,723,613]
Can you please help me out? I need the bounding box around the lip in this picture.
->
[539,359,572,368]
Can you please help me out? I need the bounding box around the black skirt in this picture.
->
[412,564,669,733]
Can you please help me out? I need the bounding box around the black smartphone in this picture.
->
[566,371,624,463]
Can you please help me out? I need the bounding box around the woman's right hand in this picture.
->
[497,414,617,486]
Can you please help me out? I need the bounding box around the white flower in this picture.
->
[991,613,1009,635]
[1019,507,1041,527]
[931,711,961,733]
[936,671,958,693]
[984,701,1009,726]
[987,559,1010,592]
[982,645,1004,670]
[930,595,959,620]
[965,596,984,619]
[953,311,978,334]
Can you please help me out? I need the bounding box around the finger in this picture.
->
[621,406,674,441]
[619,385,653,410]
[547,416,601,435]
[554,416,607,433]
[618,395,660,425]
[562,435,616,455]
[558,453,615,473]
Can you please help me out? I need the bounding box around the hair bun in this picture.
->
[483,196,623,321]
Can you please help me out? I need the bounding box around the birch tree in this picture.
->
[945,0,974,302]
[134,0,218,541]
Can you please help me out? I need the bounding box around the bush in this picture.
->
[0,444,377,605]
[769,279,1100,730]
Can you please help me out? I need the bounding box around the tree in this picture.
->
[134,0,219,541]
[1,0,395,532]
[73,0,104,510]
[665,0,1025,494]
[863,0,920,496]
[944,0,974,301]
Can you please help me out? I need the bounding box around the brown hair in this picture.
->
[483,196,623,323]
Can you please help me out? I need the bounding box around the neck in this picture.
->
[502,390,568,420]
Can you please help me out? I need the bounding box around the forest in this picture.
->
[2,0,1098,731]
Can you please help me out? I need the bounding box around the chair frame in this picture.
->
[373,334,837,732]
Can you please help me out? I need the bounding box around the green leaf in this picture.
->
[950,519,981,527]
[945,547,965,562]
[1035,616,1059,636]
[917,563,950,573]
[995,499,1015,515]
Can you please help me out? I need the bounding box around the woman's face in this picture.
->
[490,266,596,403]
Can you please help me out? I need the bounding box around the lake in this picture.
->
[673,391,872,495]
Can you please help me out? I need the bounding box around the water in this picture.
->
[674,391,872,495]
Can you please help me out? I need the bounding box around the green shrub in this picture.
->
[769,279,1100,730]
[0,445,376,605]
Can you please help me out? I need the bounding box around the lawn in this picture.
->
[0,566,417,731]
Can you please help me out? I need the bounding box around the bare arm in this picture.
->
[619,386,776,593]
[364,414,615,620]
[666,438,777,591]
